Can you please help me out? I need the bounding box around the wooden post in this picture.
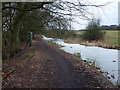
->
[29,31,33,47]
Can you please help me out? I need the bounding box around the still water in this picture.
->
[42,36,120,85]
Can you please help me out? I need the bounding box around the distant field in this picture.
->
[104,31,119,45]
[75,30,120,45]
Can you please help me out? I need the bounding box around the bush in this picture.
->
[82,19,105,41]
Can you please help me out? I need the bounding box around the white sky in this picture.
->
[72,0,119,30]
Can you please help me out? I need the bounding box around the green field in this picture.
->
[103,31,119,45]
[75,30,120,45]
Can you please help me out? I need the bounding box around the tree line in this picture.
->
[2,2,69,59]
[101,25,120,30]
[2,1,107,59]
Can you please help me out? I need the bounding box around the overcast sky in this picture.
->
[2,0,119,30]
[72,0,119,30]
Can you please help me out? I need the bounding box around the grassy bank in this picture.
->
[75,30,119,45]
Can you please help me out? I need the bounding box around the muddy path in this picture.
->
[2,38,115,88]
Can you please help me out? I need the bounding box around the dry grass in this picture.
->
[75,30,119,45]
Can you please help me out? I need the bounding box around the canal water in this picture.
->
[42,36,120,85]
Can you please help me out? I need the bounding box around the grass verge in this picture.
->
[47,41,64,48]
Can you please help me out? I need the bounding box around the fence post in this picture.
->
[29,31,33,47]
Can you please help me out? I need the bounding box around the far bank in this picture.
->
[44,30,120,50]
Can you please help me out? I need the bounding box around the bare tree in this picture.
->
[2,1,109,58]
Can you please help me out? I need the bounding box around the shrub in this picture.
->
[82,19,105,41]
